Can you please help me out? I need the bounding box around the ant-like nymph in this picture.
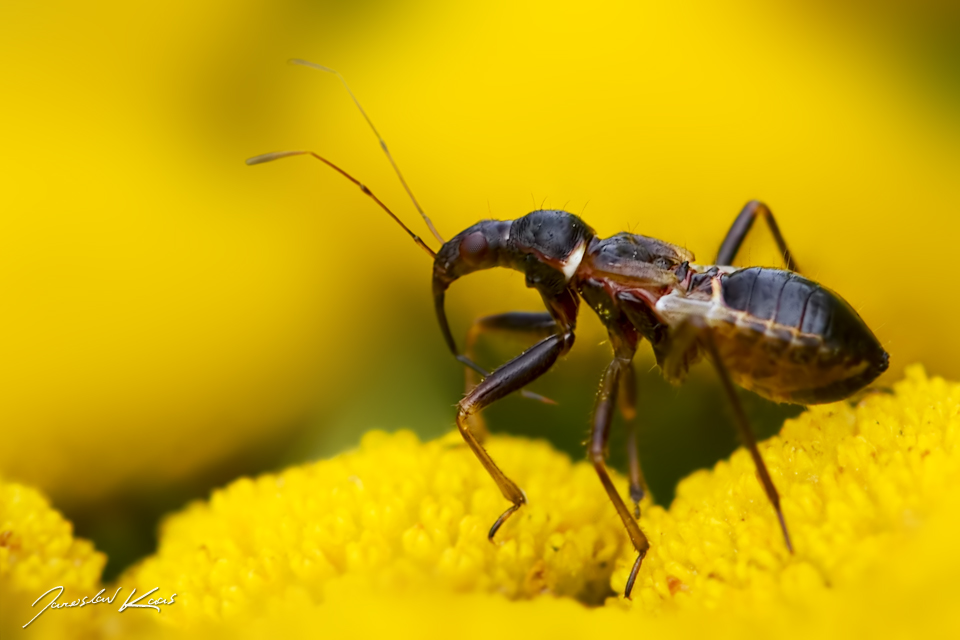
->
[248,60,889,599]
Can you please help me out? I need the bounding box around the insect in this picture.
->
[248,61,890,599]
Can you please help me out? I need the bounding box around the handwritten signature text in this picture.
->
[23,585,177,628]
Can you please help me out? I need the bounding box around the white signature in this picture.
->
[23,585,177,628]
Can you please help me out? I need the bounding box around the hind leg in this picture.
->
[661,316,794,555]
[717,200,800,272]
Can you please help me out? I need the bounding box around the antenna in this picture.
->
[246,150,436,258]
[290,59,445,245]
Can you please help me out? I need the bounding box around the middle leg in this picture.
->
[619,362,648,518]
[589,336,650,599]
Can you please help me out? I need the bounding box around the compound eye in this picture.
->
[459,232,489,264]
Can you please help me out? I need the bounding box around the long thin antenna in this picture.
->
[290,59,445,246]
[247,150,436,258]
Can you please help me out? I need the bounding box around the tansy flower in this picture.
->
[109,365,959,639]
[615,364,960,615]
[0,480,106,638]
[4,365,959,639]
[125,429,633,625]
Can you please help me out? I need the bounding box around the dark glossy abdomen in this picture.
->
[716,267,889,404]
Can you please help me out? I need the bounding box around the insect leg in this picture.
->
[603,322,647,517]
[716,200,800,272]
[662,317,794,554]
[464,312,558,408]
[589,350,650,599]
[460,312,557,440]
[457,331,574,539]
[701,332,793,553]
[618,361,647,517]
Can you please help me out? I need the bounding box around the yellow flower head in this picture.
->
[114,365,960,639]
[5,365,958,639]
[0,480,105,638]
[126,429,633,626]
[619,364,960,614]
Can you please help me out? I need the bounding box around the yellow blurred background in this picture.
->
[2,0,958,577]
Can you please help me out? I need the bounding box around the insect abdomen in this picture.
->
[717,267,889,404]
[721,267,812,329]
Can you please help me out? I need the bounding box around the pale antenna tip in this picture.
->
[246,151,307,166]
[289,59,335,74]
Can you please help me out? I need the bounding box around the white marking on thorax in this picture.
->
[689,263,739,275]
[655,280,727,326]
[562,242,586,282]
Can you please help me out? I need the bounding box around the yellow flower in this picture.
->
[125,429,633,627]
[4,365,958,639]
[0,480,105,638]
[617,364,960,615]
[110,365,960,639]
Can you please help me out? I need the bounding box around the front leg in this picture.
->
[457,330,575,539]
[463,311,559,412]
